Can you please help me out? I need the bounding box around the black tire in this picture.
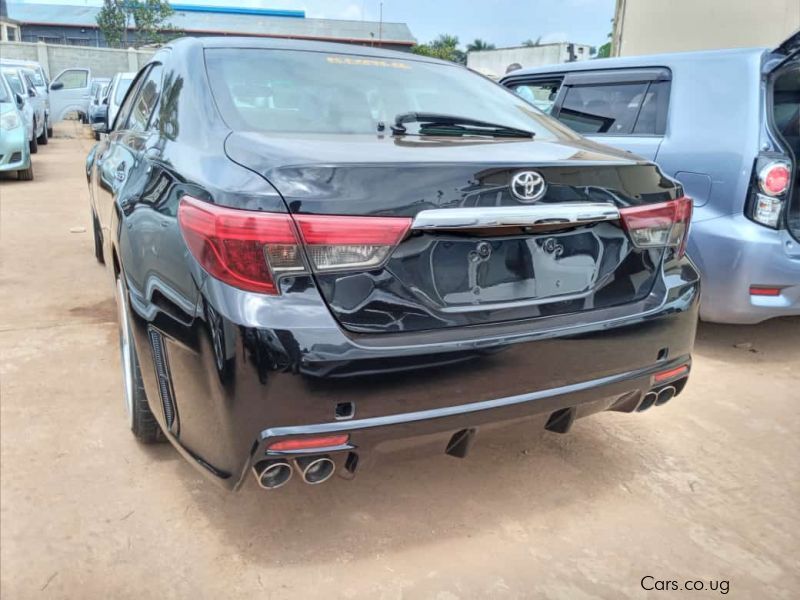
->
[92,212,104,264]
[17,164,34,181]
[29,129,38,154]
[94,130,100,141]
[38,121,48,145]
[47,125,54,138]
[115,275,164,444]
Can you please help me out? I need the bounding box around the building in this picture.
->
[0,0,21,41]
[612,0,800,57]
[5,2,415,51]
[466,43,594,79]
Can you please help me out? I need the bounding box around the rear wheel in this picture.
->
[17,164,33,181]
[47,123,54,138]
[115,275,164,443]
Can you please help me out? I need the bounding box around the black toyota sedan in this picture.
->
[87,37,698,491]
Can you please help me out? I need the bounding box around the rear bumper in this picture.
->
[689,214,800,324]
[127,257,700,490]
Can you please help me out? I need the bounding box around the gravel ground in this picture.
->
[1,124,798,599]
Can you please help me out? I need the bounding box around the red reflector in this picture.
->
[653,364,689,383]
[268,434,350,452]
[295,214,411,245]
[749,286,782,297]
[759,163,791,196]
[178,196,301,295]
[619,196,693,257]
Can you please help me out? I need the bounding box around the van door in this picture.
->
[49,68,91,122]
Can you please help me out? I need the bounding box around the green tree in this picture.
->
[522,36,542,47]
[129,0,174,46]
[412,34,465,64]
[596,18,614,58]
[96,0,126,48]
[95,0,173,48]
[466,38,495,52]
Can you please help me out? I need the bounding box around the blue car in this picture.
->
[0,72,33,181]
[502,33,799,324]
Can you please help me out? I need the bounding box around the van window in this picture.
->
[557,83,648,135]
[510,80,562,114]
[54,70,88,90]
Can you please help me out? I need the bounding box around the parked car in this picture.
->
[502,33,799,324]
[104,72,135,130]
[48,67,93,123]
[0,74,33,180]
[1,65,45,152]
[88,81,110,140]
[87,37,698,491]
[0,59,51,137]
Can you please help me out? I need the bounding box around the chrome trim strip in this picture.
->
[411,202,620,231]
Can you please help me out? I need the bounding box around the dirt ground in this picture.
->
[1,124,798,599]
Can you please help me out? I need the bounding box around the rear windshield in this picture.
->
[115,77,134,104]
[204,48,564,139]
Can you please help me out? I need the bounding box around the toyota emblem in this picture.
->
[510,171,547,202]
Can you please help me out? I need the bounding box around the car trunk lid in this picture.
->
[225,132,686,333]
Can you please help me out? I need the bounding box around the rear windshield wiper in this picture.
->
[391,112,535,138]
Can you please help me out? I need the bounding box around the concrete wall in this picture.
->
[613,0,800,57]
[0,40,154,78]
[467,44,593,79]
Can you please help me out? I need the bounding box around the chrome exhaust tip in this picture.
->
[655,385,677,406]
[638,391,658,412]
[253,460,293,490]
[295,455,335,485]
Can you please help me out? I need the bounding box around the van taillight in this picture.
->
[619,196,692,258]
[178,196,411,294]
[748,157,792,228]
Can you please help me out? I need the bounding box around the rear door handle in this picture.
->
[411,202,620,232]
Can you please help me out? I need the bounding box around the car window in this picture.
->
[204,48,565,139]
[127,65,162,132]
[54,70,88,90]
[2,69,23,95]
[0,77,11,103]
[113,69,148,131]
[556,82,648,135]
[23,69,41,87]
[510,80,563,114]
[632,81,670,135]
[23,74,36,93]
[114,77,134,104]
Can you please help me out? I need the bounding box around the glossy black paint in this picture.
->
[87,37,699,490]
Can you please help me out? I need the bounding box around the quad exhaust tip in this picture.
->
[656,385,677,406]
[639,391,659,412]
[253,460,293,490]
[295,455,335,485]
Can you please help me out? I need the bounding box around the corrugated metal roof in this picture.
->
[7,2,415,45]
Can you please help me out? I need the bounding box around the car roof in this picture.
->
[505,46,769,79]
[169,35,455,68]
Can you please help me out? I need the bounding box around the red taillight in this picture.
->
[749,286,782,297]
[619,196,692,258]
[268,434,350,452]
[178,196,302,295]
[653,364,689,384]
[759,162,791,196]
[178,196,412,293]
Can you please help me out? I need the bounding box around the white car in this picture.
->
[0,59,51,136]
[0,66,45,153]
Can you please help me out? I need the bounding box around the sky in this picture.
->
[15,0,616,48]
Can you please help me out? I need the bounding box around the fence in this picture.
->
[0,41,155,79]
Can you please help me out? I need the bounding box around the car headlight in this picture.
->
[0,111,22,131]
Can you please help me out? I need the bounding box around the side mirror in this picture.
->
[50,81,64,91]
[14,93,24,109]
[102,97,109,105]
[28,87,37,97]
